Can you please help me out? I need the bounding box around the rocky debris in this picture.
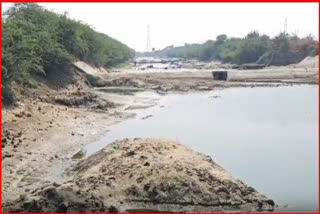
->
[2,151,14,159]
[54,90,116,111]
[55,91,97,107]
[85,73,110,87]
[1,129,24,151]
[96,87,144,95]
[55,97,86,106]
[91,101,117,111]
[109,77,145,88]
[3,138,275,213]
[13,111,32,118]
[1,187,118,213]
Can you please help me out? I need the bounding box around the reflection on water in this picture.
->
[86,85,319,213]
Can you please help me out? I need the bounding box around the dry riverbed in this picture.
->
[1,61,318,212]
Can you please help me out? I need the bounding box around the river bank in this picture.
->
[1,61,318,212]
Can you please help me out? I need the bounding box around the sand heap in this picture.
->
[2,138,275,213]
[291,56,319,68]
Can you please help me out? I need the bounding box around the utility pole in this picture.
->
[146,25,151,52]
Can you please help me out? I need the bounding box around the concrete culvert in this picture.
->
[212,71,228,81]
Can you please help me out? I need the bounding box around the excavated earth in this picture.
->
[2,138,275,213]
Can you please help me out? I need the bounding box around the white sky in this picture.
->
[2,3,319,52]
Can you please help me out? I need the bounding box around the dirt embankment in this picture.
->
[2,138,275,213]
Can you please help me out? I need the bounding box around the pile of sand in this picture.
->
[2,138,275,213]
[290,56,319,68]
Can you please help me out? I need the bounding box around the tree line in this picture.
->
[144,31,318,66]
[2,3,135,104]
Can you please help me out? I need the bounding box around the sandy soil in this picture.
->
[1,86,160,205]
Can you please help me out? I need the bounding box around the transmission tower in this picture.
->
[146,25,151,52]
[284,17,287,33]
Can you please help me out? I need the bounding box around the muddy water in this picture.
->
[86,85,318,213]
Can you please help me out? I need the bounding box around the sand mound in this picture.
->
[2,138,274,213]
[291,56,319,68]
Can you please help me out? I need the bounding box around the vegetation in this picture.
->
[2,3,134,105]
[145,31,318,66]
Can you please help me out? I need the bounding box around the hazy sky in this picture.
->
[2,3,319,51]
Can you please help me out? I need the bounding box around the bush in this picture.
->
[2,85,15,106]
[2,3,135,104]
[146,31,318,66]
[310,46,318,57]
